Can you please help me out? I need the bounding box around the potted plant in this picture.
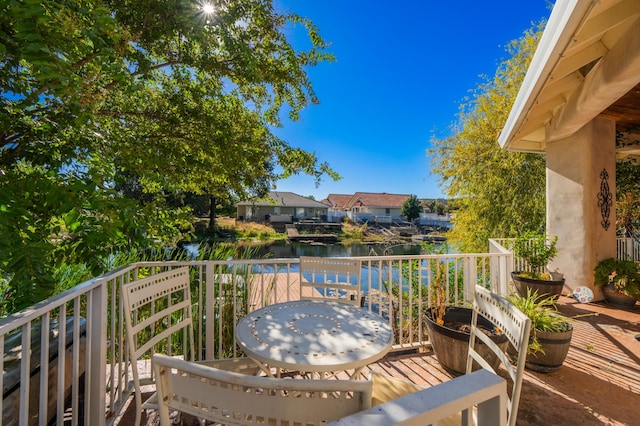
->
[509,232,565,300]
[593,258,640,307]
[424,263,508,375]
[507,289,573,373]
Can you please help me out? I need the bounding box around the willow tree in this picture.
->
[429,22,547,252]
[0,0,338,311]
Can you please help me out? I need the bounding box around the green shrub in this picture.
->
[594,257,640,296]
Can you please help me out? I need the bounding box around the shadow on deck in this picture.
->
[118,296,640,425]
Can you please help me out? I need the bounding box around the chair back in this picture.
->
[467,285,531,426]
[153,354,373,426]
[121,266,195,426]
[299,256,362,305]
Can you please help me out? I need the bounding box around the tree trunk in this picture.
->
[208,195,216,233]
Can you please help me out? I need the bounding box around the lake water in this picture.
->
[184,239,448,259]
[254,240,426,258]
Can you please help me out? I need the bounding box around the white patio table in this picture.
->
[235,300,393,379]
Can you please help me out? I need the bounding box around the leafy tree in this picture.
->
[424,200,436,212]
[429,22,547,252]
[401,194,422,222]
[434,201,447,215]
[0,0,338,312]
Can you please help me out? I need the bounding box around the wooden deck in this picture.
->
[247,272,313,309]
[367,296,640,425]
[118,295,640,425]
[512,296,640,425]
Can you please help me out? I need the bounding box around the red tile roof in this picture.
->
[346,192,410,208]
[323,194,353,209]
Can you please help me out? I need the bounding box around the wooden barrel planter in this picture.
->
[511,272,565,301]
[525,326,573,373]
[601,284,637,308]
[424,307,508,375]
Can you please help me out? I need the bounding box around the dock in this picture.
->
[285,225,338,243]
[411,234,447,242]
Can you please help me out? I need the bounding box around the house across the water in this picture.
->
[235,191,329,223]
[323,192,411,224]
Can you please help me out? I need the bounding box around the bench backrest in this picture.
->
[153,354,373,426]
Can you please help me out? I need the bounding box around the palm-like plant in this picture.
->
[507,289,571,354]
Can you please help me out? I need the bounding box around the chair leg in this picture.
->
[132,393,142,426]
[156,405,170,426]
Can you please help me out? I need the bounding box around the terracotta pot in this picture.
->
[511,272,565,301]
[424,307,508,375]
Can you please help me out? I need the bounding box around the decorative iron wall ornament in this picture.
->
[597,168,612,230]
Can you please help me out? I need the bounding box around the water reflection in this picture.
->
[248,240,424,259]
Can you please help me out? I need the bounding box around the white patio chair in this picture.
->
[120,267,196,426]
[299,256,362,305]
[121,267,259,426]
[153,353,373,426]
[366,285,531,426]
[466,285,531,425]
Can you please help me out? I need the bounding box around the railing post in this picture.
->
[489,239,513,297]
[501,253,513,296]
[205,263,215,360]
[464,256,476,302]
[88,279,107,426]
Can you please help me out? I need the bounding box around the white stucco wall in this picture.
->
[546,116,616,298]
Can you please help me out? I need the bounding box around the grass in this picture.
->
[195,216,285,241]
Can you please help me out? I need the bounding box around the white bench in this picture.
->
[153,354,372,426]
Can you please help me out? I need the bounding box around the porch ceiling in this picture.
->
[499,0,640,161]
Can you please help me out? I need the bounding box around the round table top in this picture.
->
[236,300,393,372]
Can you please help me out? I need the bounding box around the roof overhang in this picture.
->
[498,0,640,160]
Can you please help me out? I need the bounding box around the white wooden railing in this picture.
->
[617,237,640,262]
[493,236,640,271]
[1,252,514,426]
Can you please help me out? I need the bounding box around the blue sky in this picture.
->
[271,1,553,201]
